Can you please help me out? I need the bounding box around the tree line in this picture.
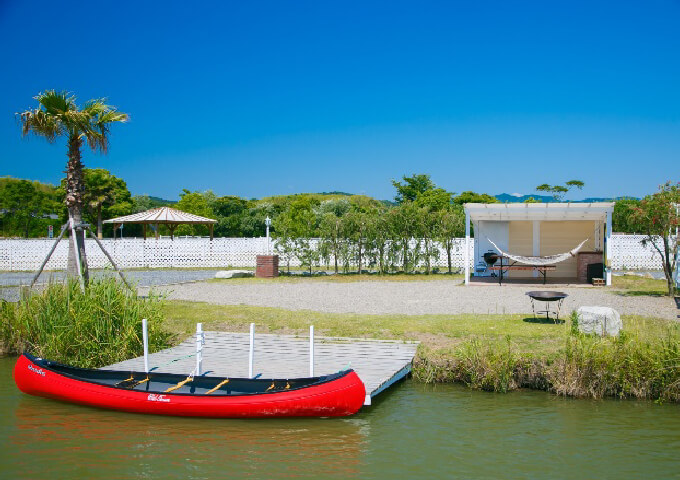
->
[0,171,658,241]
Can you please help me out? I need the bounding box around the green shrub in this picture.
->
[0,278,170,368]
[413,321,680,402]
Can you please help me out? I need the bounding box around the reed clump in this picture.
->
[412,316,680,402]
[0,278,170,368]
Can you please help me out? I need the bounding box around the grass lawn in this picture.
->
[163,301,674,357]
[162,299,680,400]
[610,274,673,297]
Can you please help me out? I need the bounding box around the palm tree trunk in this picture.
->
[65,134,89,283]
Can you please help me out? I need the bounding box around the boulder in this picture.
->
[576,306,622,336]
[215,270,254,279]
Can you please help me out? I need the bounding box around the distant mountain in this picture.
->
[316,191,355,196]
[494,193,639,203]
[495,193,555,203]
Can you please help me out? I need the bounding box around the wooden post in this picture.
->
[209,224,214,241]
[169,224,176,240]
[248,323,255,379]
[70,217,85,292]
[155,223,159,240]
[85,225,133,291]
[143,224,147,240]
[30,222,69,288]
[309,325,315,377]
[142,318,149,373]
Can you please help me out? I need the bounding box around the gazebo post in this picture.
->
[155,223,159,240]
[169,224,176,240]
[143,224,147,240]
[209,224,214,241]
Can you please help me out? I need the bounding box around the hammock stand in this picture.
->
[485,238,588,285]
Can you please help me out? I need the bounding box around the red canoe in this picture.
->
[14,354,366,417]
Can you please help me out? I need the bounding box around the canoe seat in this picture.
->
[165,377,193,393]
[205,378,230,395]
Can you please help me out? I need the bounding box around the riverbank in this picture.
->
[163,300,680,402]
[2,274,678,401]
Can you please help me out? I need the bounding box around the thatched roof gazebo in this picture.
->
[104,207,217,240]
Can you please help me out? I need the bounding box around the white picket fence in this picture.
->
[0,235,672,271]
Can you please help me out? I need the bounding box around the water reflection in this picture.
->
[7,391,366,479]
[3,358,680,480]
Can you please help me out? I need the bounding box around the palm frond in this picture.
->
[35,90,75,115]
[17,90,128,153]
[17,109,63,142]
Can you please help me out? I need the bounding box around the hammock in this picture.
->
[486,238,588,266]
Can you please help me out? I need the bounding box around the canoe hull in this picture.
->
[13,355,365,418]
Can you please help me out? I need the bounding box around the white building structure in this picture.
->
[463,202,615,286]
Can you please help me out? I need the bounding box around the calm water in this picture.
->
[1,357,679,480]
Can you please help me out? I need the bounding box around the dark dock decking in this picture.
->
[105,331,419,405]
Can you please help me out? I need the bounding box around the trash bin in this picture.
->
[587,262,604,283]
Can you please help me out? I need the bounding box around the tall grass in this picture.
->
[413,317,680,402]
[0,278,171,368]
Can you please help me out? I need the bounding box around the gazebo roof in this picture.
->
[464,202,614,221]
[103,207,217,225]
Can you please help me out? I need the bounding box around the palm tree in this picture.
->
[18,90,128,282]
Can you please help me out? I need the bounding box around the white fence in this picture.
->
[0,235,672,271]
[609,234,676,271]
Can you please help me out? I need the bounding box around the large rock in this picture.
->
[214,270,253,279]
[576,306,622,336]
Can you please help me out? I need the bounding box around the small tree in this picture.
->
[175,190,215,236]
[319,212,344,273]
[535,180,584,201]
[612,198,643,234]
[0,179,55,238]
[392,174,436,204]
[77,169,132,238]
[630,182,679,296]
[363,208,391,274]
[435,205,465,274]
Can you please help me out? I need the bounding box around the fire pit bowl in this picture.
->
[526,291,569,321]
[525,291,568,302]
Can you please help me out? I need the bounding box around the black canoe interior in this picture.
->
[28,355,348,396]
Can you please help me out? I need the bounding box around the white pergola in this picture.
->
[463,202,615,286]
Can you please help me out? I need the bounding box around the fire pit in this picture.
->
[526,291,568,321]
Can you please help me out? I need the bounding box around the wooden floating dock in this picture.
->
[105,331,419,405]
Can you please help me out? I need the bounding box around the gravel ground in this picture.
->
[0,270,218,302]
[142,280,680,321]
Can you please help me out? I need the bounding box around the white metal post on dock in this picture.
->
[309,325,315,377]
[248,323,255,379]
[196,323,204,376]
[142,318,149,373]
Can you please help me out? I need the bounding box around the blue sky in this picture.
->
[1,1,679,201]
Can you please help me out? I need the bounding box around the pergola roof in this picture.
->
[104,207,217,225]
[464,202,614,221]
